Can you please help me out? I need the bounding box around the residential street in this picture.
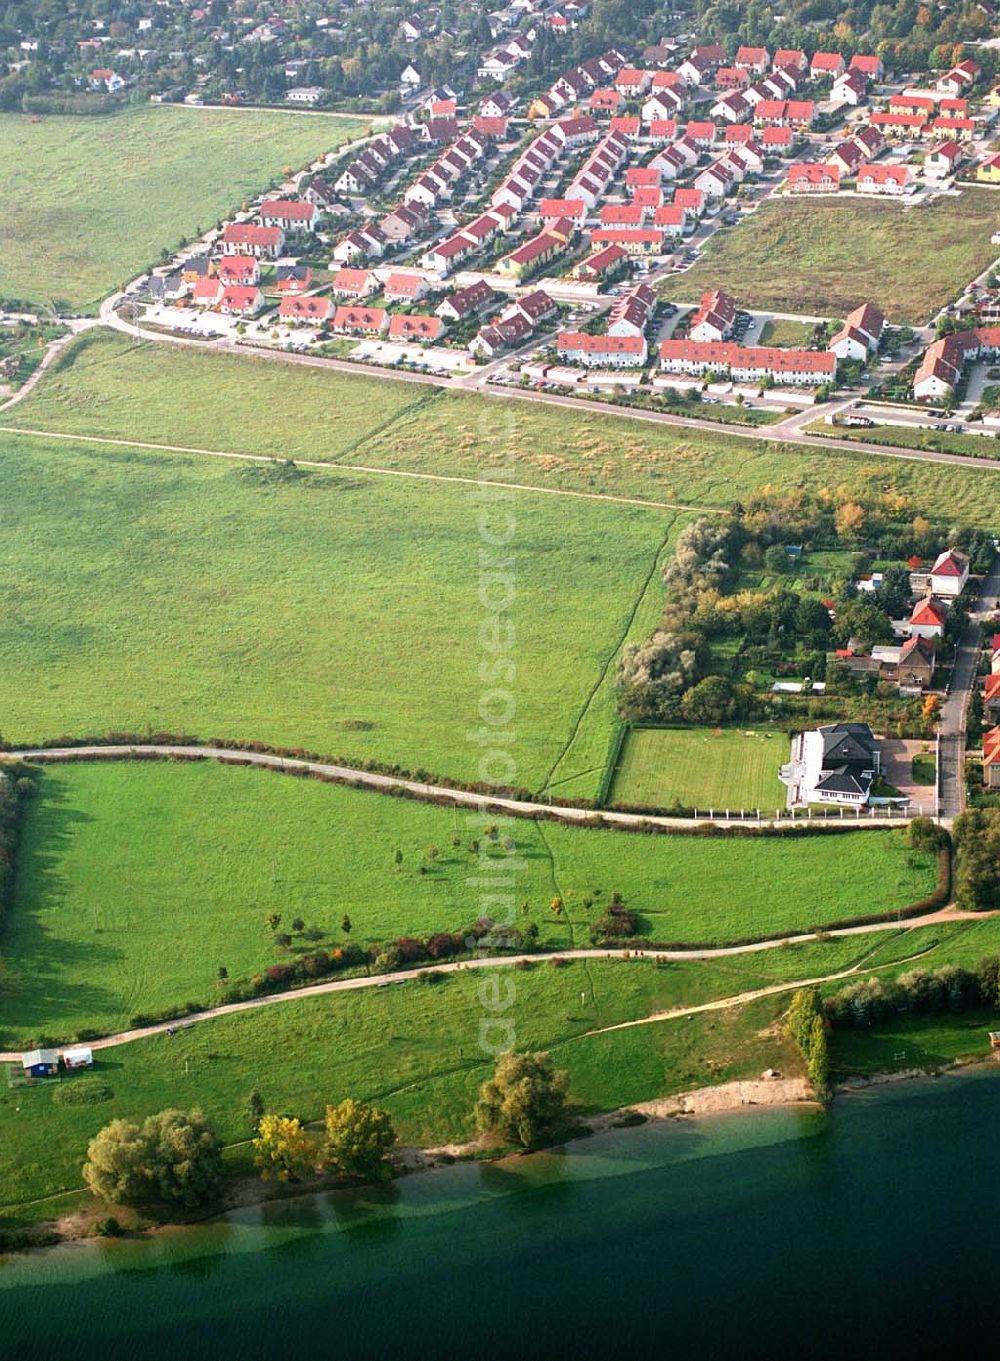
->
[937,556,1000,822]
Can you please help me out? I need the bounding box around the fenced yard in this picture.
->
[608,727,786,813]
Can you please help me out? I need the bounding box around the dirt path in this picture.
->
[0,423,723,517]
[1,742,920,832]
[0,899,982,1062]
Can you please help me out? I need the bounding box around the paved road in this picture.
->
[938,558,1000,821]
[0,905,978,1064]
[0,743,920,832]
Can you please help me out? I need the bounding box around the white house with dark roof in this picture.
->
[783,723,882,807]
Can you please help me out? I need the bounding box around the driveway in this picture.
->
[879,739,936,813]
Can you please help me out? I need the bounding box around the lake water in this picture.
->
[1,1072,999,1360]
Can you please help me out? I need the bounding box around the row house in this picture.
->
[786,162,840,194]
[379,201,430,246]
[658,339,836,385]
[589,227,665,256]
[651,137,700,182]
[540,198,589,228]
[496,223,573,279]
[754,99,814,129]
[888,94,934,117]
[436,280,496,324]
[857,163,913,195]
[932,115,976,140]
[607,282,657,338]
[258,200,320,235]
[913,328,1000,401]
[871,111,928,138]
[278,296,331,325]
[220,223,284,259]
[331,224,386,264]
[332,306,389,337]
[827,300,887,359]
[565,130,631,208]
[557,332,648,367]
[329,268,380,299]
[689,288,737,343]
[573,243,628,280]
[469,289,558,358]
[829,302,886,361]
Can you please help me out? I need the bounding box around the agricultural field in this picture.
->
[0,758,942,1050]
[0,106,367,312]
[660,191,999,325]
[609,727,787,812]
[0,924,961,1211]
[0,430,675,796]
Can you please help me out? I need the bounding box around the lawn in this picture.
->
[610,727,787,812]
[660,191,1000,325]
[0,431,675,798]
[757,318,819,347]
[912,753,936,786]
[0,927,925,1210]
[0,106,368,312]
[0,758,941,1049]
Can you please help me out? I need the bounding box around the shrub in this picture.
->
[54,1080,114,1107]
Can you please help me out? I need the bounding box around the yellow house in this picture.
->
[987,85,1000,109]
[977,153,1000,183]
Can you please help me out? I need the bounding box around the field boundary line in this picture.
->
[0,424,725,516]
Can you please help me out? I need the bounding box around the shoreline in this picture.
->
[6,1055,999,1259]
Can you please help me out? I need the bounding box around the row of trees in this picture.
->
[82,1052,572,1215]
[826,955,1000,1029]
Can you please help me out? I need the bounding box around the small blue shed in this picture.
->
[21,1049,60,1078]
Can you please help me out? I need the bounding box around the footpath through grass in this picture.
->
[610,727,786,812]
[0,106,367,312]
[4,329,1000,529]
[660,191,999,325]
[0,759,941,1049]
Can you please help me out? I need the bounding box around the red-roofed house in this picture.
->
[983,726,1000,788]
[383,272,430,304]
[615,68,653,97]
[872,111,929,137]
[931,116,976,140]
[857,163,913,195]
[926,141,964,178]
[388,313,444,343]
[811,51,846,79]
[850,54,884,79]
[930,548,969,597]
[773,49,807,74]
[983,674,1000,718]
[659,339,835,384]
[279,295,331,324]
[330,268,379,298]
[573,244,628,280]
[332,305,389,336]
[217,256,260,286]
[217,285,264,317]
[589,228,664,256]
[735,46,770,74]
[908,597,948,639]
[786,162,840,193]
[221,223,285,259]
[258,200,320,233]
[557,332,648,367]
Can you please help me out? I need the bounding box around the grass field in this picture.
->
[1,922,954,1210]
[0,759,940,1049]
[0,430,676,796]
[660,191,1000,325]
[757,319,819,347]
[808,420,1000,462]
[5,329,1000,531]
[0,106,367,312]
[610,727,787,812]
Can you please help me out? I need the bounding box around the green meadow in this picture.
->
[0,431,677,792]
[0,759,939,1048]
[610,727,786,812]
[5,329,1000,528]
[0,106,367,312]
[1,924,950,1210]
